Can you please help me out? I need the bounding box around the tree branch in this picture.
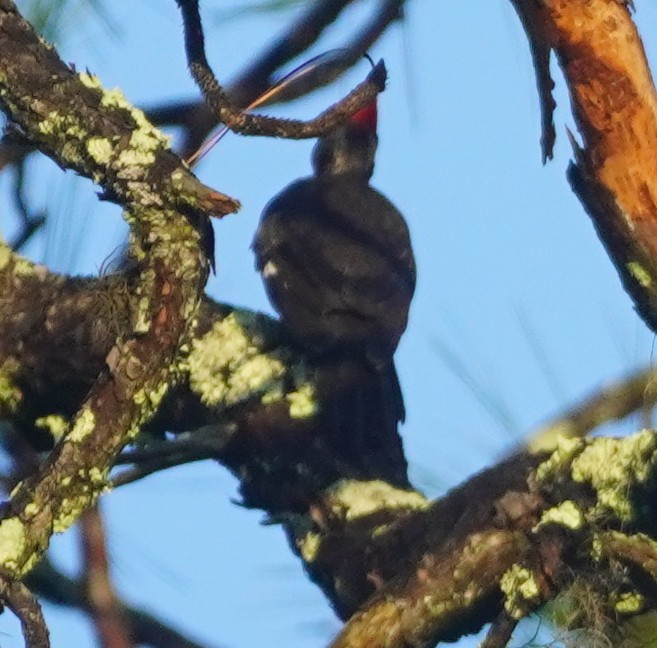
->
[508,0,556,162]
[0,574,50,648]
[175,0,387,141]
[26,556,219,648]
[79,505,132,648]
[0,1,231,626]
[527,365,657,453]
[7,250,657,644]
[514,0,657,333]
[152,0,405,158]
[2,1,657,646]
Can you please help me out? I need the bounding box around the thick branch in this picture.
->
[515,0,657,332]
[0,260,409,503]
[8,254,657,644]
[0,2,222,622]
[0,1,237,219]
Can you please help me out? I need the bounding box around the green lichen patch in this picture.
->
[68,408,96,443]
[133,292,154,333]
[285,359,318,418]
[571,431,657,521]
[53,479,107,534]
[34,414,69,442]
[627,261,652,288]
[227,355,283,404]
[299,531,322,563]
[85,467,109,487]
[78,71,171,177]
[38,109,88,145]
[129,127,167,155]
[97,83,170,149]
[117,147,155,170]
[527,421,577,454]
[78,71,102,90]
[615,591,644,615]
[421,595,450,619]
[535,435,584,484]
[0,360,22,416]
[133,381,169,416]
[0,518,26,572]
[500,564,541,619]
[286,382,317,419]
[0,244,11,271]
[0,240,38,273]
[87,136,114,164]
[53,491,96,533]
[326,480,428,522]
[188,313,287,408]
[534,500,584,532]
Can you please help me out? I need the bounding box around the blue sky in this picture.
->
[3,1,657,646]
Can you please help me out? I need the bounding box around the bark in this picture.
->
[0,2,218,639]
[512,0,657,333]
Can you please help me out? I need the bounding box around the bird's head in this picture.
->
[311,100,378,180]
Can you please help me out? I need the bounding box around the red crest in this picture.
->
[350,101,377,132]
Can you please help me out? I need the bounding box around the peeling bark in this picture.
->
[516,0,657,333]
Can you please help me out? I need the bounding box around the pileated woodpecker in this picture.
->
[253,99,415,476]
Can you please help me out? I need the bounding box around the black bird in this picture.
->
[253,100,415,476]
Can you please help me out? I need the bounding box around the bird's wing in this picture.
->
[253,179,414,360]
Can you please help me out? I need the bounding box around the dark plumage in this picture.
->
[253,100,415,457]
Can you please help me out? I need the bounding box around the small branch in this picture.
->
[508,0,556,162]
[80,505,132,648]
[0,575,50,648]
[228,0,404,108]
[480,613,518,648]
[8,163,46,252]
[8,216,45,252]
[112,424,235,487]
[175,0,386,141]
[27,556,220,648]
[526,366,657,453]
[225,0,357,106]
[116,427,233,464]
[151,0,405,157]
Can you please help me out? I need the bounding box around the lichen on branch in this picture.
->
[0,1,228,625]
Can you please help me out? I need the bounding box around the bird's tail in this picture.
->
[315,357,409,487]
